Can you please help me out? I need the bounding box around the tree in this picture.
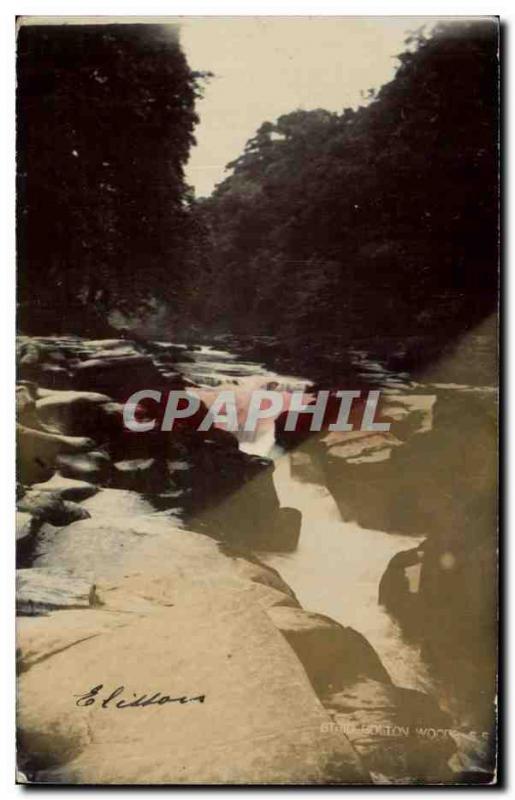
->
[198,20,498,364]
[17,23,204,334]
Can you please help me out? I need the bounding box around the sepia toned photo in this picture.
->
[15,15,499,785]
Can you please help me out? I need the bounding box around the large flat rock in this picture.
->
[18,591,366,784]
[18,516,369,783]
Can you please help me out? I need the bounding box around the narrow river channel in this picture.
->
[177,344,437,695]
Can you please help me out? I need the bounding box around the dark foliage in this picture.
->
[194,21,499,363]
[17,23,203,334]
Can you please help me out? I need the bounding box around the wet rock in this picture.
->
[18,340,76,388]
[159,371,184,388]
[79,488,155,520]
[62,501,94,522]
[16,384,39,428]
[323,678,455,784]
[201,426,240,450]
[72,353,164,399]
[17,424,96,486]
[56,451,112,484]
[30,475,99,502]
[112,458,168,494]
[290,449,327,485]
[380,394,436,441]
[267,606,391,695]
[416,535,497,735]
[378,546,425,634]
[38,364,74,390]
[261,507,302,551]
[371,392,498,733]
[18,339,41,368]
[18,490,91,527]
[323,431,403,464]
[35,391,112,437]
[274,393,370,450]
[189,450,282,545]
[378,543,424,636]
[151,341,195,362]
[17,568,100,616]
[16,512,40,546]
[274,408,311,449]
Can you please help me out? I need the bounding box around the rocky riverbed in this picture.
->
[16,331,496,784]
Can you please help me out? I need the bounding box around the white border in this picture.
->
[1,2,508,797]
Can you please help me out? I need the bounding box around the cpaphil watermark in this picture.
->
[122,389,392,434]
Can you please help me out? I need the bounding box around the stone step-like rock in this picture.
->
[17,568,100,616]
[267,605,391,695]
[30,475,99,502]
[56,451,112,484]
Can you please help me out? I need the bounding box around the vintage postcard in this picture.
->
[15,16,499,785]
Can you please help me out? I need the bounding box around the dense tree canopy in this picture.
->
[17,23,204,334]
[17,20,498,355]
[192,21,498,358]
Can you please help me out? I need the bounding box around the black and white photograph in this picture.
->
[13,12,499,786]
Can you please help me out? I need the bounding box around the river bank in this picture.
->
[16,331,496,783]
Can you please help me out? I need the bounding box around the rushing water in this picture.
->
[176,344,437,695]
[174,335,497,782]
[22,332,495,773]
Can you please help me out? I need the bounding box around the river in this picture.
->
[174,343,437,695]
[18,327,497,777]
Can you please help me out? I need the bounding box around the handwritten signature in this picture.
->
[75,684,206,709]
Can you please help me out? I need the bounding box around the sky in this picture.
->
[20,15,437,199]
[180,17,430,198]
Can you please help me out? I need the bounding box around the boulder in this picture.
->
[80,488,155,521]
[16,384,39,428]
[56,451,112,484]
[18,491,91,527]
[72,354,165,399]
[378,546,425,634]
[18,339,41,368]
[274,393,371,450]
[189,451,282,545]
[17,425,96,486]
[112,458,169,494]
[17,568,101,616]
[290,448,327,485]
[18,342,74,389]
[323,431,403,464]
[38,364,74,390]
[30,475,99,502]
[267,606,391,695]
[35,391,112,437]
[262,507,302,551]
